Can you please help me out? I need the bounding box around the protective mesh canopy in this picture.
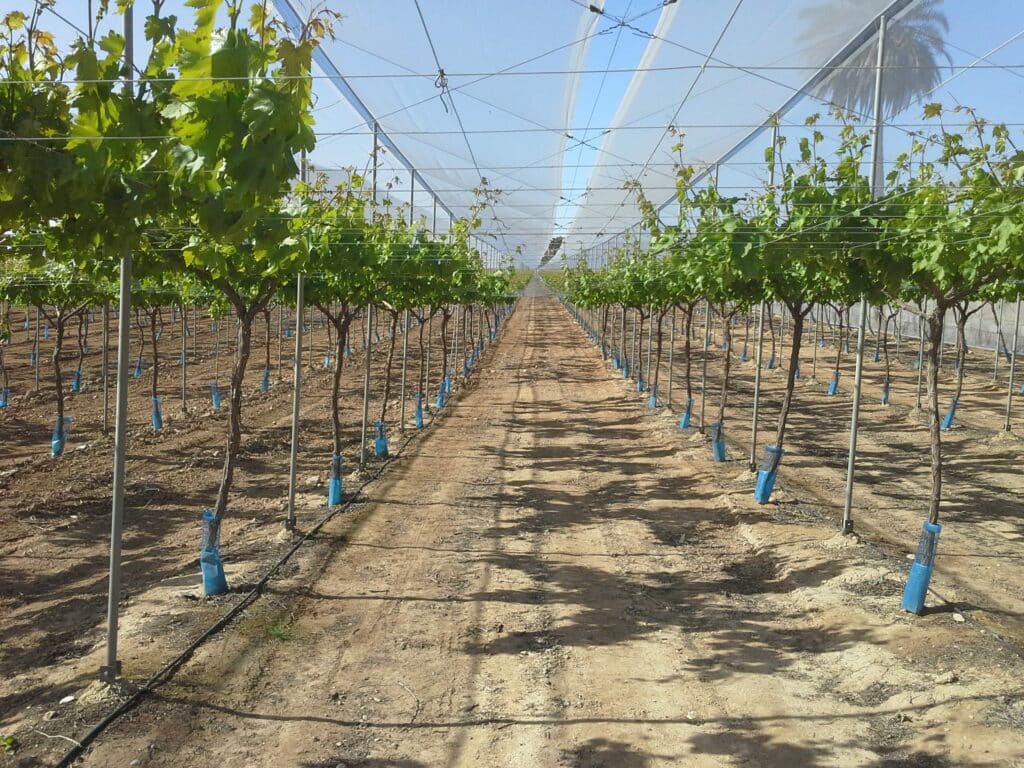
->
[563,0,1024,266]
[276,0,601,264]
[17,1,1024,268]
[559,0,901,261]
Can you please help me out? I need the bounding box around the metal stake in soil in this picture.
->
[286,273,305,531]
[101,5,135,684]
[180,305,187,412]
[841,13,886,535]
[400,309,409,431]
[360,304,373,467]
[698,301,711,432]
[102,303,110,434]
[1004,296,1021,431]
[749,300,766,470]
[666,306,676,406]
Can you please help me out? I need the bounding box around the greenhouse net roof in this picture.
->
[18,0,1024,267]
[276,0,603,263]
[273,0,968,266]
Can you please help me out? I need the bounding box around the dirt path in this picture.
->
[66,285,1023,768]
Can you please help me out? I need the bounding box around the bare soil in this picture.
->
[630,308,1024,649]
[0,304,479,761]
[4,284,1017,767]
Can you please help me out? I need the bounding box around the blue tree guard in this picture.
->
[766,353,776,370]
[882,377,890,405]
[71,368,82,393]
[739,349,748,363]
[623,360,630,379]
[636,373,645,393]
[152,396,163,430]
[323,352,332,369]
[754,444,784,504]
[463,358,470,378]
[900,520,942,614]
[179,350,186,366]
[51,415,72,457]
[211,381,222,410]
[647,384,658,409]
[913,353,921,370]
[844,340,850,354]
[710,421,727,462]
[200,510,228,596]
[328,452,343,506]
[260,367,270,393]
[612,350,621,369]
[873,348,881,363]
[415,392,424,429]
[0,387,9,408]
[133,357,143,379]
[285,326,292,338]
[721,341,729,351]
[827,371,841,396]
[818,338,827,348]
[436,386,446,410]
[444,373,453,395]
[678,398,694,428]
[43,325,49,340]
[794,364,801,380]
[374,420,389,458]
[940,397,958,431]
[29,351,36,367]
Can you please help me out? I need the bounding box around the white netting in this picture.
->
[17,1,1024,269]
[558,0,902,262]
[277,0,601,264]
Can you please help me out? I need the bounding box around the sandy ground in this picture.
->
[30,282,1022,767]
[619,307,1024,649]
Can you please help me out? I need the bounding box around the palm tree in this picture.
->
[799,0,952,119]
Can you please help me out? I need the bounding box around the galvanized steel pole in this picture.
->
[841,14,886,534]
[698,300,711,432]
[101,5,134,682]
[1004,296,1021,432]
[749,300,766,470]
[285,153,308,530]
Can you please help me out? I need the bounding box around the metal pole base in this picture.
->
[841,519,855,534]
[99,661,121,683]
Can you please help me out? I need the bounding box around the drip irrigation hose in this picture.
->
[53,299,518,768]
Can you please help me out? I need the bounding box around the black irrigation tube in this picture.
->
[53,300,519,767]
